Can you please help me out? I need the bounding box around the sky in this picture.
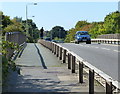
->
[0,1,119,31]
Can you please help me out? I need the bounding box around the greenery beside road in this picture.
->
[65,11,120,42]
[0,11,39,43]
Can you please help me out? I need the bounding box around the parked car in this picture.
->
[75,31,91,44]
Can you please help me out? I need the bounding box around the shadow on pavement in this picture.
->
[34,43,47,69]
[2,70,69,93]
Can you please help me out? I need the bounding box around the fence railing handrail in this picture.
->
[39,39,120,93]
[92,39,120,41]
[54,41,119,89]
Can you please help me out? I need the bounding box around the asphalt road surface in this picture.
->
[59,43,119,82]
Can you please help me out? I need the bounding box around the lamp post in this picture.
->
[26,3,37,36]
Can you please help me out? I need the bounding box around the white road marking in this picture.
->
[102,44,119,47]
[80,45,83,46]
[84,46,89,47]
[101,48,110,50]
[90,46,99,49]
[95,47,99,48]
[113,50,120,53]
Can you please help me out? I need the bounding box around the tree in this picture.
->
[75,20,90,30]
[50,26,67,39]
[104,11,120,34]
[3,17,23,35]
[0,11,12,29]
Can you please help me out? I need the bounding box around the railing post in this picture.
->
[62,49,66,63]
[89,69,94,94]
[68,53,71,69]
[54,44,56,55]
[106,81,112,94]
[79,61,83,83]
[52,43,54,53]
[71,55,75,73]
[59,47,62,60]
[56,46,59,57]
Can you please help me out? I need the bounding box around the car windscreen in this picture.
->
[77,32,88,35]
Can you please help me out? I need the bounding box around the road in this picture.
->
[59,43,119,82]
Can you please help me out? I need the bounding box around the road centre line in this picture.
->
[84,45,89,47]
[101,48,110,50]
[94,47,99,48]
[113,50,120,53]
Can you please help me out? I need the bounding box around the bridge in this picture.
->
[2,32,120,94]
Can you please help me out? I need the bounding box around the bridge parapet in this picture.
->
[39,39,120,93]
[5,31,26,59]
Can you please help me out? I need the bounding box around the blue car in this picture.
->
[75,31,91,44]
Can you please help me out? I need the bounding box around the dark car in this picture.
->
[45,37,51,41]
[75,31,91,44]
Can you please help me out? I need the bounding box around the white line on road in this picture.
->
[84,46,90,47]
[101,48,110,50]
[90,46,99,49]
[79,45,83,46]
[113,50,120,53]
[94,47,99,48]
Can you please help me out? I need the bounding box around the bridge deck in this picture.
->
[3,43,104,93]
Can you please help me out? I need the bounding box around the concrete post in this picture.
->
[54,44,56,55]
[72,55,75,73]
[57,46,59,57]
[56,46,59,57]
[89,69,94,94]
[79,61,83,83]
[62,49,66,63]
[59,47,62,60]
[106,81,112,94]
[52,44,54,53]
[53,43,54,53]
[68,53,71,69]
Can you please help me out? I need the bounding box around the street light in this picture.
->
[26,3,37,36]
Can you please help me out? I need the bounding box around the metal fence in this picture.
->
[97,34,120,39]
[39,39,120,94]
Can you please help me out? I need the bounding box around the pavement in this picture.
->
[2,43,105,93]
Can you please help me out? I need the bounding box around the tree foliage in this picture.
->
[104,11,120,34]
[49,26,67,39]
[2,16,23,35]
[0,11,12,29]
[65,11,120,42]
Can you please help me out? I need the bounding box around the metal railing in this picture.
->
[39,39,120,94]
[97,34,120,39]
[91,39,120,45]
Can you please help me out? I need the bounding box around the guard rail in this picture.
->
[39,39,120,94]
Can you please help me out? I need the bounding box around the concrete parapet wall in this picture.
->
[5,32,26,59]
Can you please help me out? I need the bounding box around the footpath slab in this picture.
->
[3,43,105,93]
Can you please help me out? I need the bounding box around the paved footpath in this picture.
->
[3,43,105,93]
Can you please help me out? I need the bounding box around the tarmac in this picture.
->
[2,43,105,93]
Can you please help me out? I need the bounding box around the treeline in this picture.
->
[0,11,39,43]
[65,11,120,42]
